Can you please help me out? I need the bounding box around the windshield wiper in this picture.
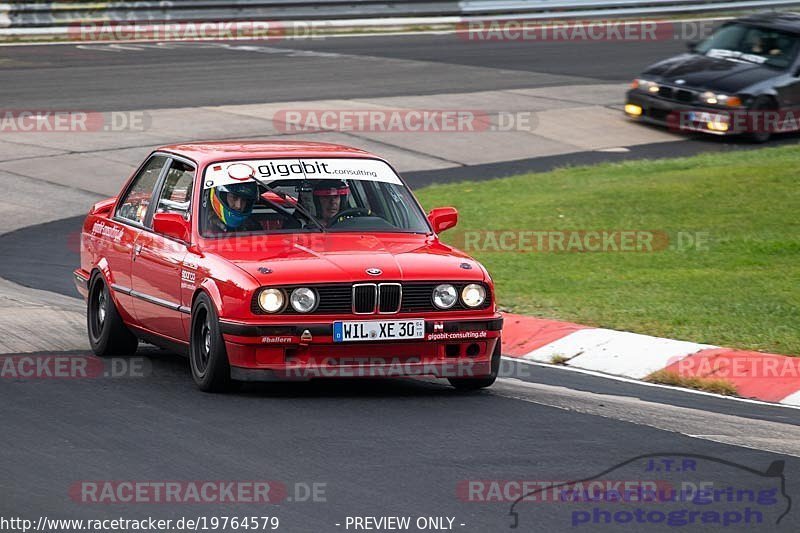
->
[250,176,327,232]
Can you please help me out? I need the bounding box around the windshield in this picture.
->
[200,158,430,237]
[695,23,800,69]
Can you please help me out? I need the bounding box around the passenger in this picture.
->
[312,179,350,226]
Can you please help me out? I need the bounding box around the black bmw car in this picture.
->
[625,11,800,142]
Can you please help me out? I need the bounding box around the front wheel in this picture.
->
[189,293,234,392]
[746,96,775,143]
[448,338,501,391]
[87,274,139,357]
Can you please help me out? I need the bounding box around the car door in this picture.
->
[780,52,800,114]
[770,65,800,113]
[130,157,196,342]
[108,154,170,323]
[759,29,800,113]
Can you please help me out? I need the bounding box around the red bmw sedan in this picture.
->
[74,141,502,392]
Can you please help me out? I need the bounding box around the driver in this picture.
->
[207,182,261,233]
[752,36,781,56]
[313,179,349,226]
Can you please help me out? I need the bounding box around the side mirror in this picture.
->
[152,212,190,243]
[686,41,698,52]
[428,207,458,234]
[90,197,117,216]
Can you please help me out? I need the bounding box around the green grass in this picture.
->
[415,145,800,355]
[645,370,739,396]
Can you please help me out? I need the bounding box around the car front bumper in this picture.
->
[625,90,741,136]
[220,315,503,380]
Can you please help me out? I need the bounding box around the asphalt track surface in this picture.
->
[2,31,800,533]
[0,32,683,111]
[3,360,800,532]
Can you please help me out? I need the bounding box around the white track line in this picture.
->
[502,356,800,410]
[521,327,713,378]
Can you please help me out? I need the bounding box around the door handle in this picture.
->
[133,244,142,261]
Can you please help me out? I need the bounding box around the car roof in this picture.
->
[155,140,380,166]
[737,11,800,33]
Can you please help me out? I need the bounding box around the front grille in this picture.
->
[655,85,696,104]
[399,283,436,312]
[657,86,674,100]
[675,89,694,103]
[353,284,377,314]
[251,281,491,315]
[378,283,402,313]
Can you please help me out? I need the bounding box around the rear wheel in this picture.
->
[448,338,501,391]
[190,293,233,392]
[87,274,139,356]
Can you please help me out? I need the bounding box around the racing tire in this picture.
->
[447,338,501,391]
[87,274,139,357]
[746,96,775,144]
[190,293,234,393]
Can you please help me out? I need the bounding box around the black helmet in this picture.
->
[312,179,349,217]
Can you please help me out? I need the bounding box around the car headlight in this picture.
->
[432,284,458,309]
[461,283,486,308]
[290,287,317,313]
[258,288,285,313]
[701,91,742,107]
[632,79,659,93]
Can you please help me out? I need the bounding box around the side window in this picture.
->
[116,155,168,225]
[155,160,195,218]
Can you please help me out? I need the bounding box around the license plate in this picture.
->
[333,319,425,342]
[688,111,715,123]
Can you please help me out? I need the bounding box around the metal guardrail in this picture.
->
[1,0,800,29]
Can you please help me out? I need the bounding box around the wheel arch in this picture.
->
[192,278,223,315]
[750,92,779,109]
[90,257,113,285]
[88,260,120,308]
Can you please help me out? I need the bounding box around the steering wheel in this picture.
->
[329,208,372,226]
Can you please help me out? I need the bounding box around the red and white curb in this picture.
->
[501,313,800,406]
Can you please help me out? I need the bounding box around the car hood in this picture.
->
[207,233,486,285]
[644,53,778,93]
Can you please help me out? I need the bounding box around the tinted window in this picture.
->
[116,155,168,225]
[696,23,800,69]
